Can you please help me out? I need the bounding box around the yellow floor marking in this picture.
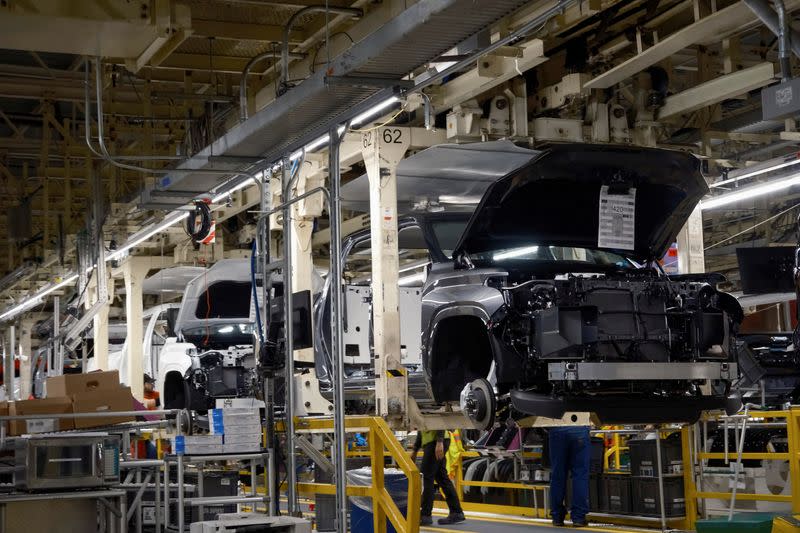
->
[431,510,647,533]
[421,527,478,533]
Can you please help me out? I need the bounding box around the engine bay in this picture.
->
[489,271,742,397]
[185,345,259,411]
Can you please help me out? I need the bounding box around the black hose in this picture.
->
[186,201,213,242]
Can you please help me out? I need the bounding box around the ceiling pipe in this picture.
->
[83,60,183,161]
[280,6,362,95]
[89,57,267,202]
[775,0,792,81]
[239,50,306,121]
[744,0,800,59]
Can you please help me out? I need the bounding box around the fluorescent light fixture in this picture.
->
[106,212,190,261]
[306,134,331,152]
[700,172,800,210]
[0,297,42,320]
[438,195,482,205]
[398,271,426,286]
[493,246,539,261]
[1,97,405,321]
[212,178,256,203]
[0,274,78,320]
[351,97,400,126]
[711,156,800,188]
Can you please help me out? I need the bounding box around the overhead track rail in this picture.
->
[140,0,550,208]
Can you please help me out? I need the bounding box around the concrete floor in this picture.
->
[426,510,650,533]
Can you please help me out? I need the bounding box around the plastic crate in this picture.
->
[602,474,632,514]
[590,474,602,512]
[565,473,602,512]
[590,437,605,474]
[628,438,683,477]
[696,513,778,533]
[182,470,240,521]
[631,476,685,517]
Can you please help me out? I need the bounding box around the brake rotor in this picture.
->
[461,378,496,430]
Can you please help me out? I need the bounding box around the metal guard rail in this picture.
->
[290,416,421,533]
[684,407,800,527]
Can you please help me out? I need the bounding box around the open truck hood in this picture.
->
[453,143,708,262]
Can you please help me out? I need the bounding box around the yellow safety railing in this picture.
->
[681,407,800,530]
[289,416,421,533]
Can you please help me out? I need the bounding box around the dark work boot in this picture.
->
[420,516,433,526]
[438,512,466,525]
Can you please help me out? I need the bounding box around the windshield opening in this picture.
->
[431,219,470,259]
[481,245,634,268]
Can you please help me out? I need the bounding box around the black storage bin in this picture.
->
[631,477,685,517]
[590,438,605,474]
[590,474,602,512]
[602,474,632,514]
[132,484,195,526]
[564,473,602,512]
[183,470,240,521]
[628,438,683,477]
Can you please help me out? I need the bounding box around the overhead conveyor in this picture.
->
[139,0,537,209]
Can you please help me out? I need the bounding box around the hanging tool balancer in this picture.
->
[187,199,216,245]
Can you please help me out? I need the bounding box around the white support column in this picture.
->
[290,157,323,365]
[18,318,34,400]
[7,325,15,400]
[124,259,148,399]
[361,126,410,424]
[92,274,114,371]
[677,207,705,274]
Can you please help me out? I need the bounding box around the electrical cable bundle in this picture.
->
[186,200,213,243]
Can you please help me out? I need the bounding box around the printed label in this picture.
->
[598,185,636,250]
[26,418,56,433]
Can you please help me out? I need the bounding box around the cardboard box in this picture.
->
[222,424,263,436]
[215,398,265,409]
[181,435,224,445]
[8,396,74,435]
[0,401,8,435]
[72,387,135,429]
[46,370,121,397]
[175,436,225,455]
[223,443,262,454]
[223,432,262,446]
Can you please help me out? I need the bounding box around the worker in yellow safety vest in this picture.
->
[411,429,465,526]
[446,429,464,480]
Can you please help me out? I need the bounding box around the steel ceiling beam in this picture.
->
[584,0,800,90]
[0,0,192,60]
[658,62,778,120]
[191,19,306,43]
[144,0,532,206]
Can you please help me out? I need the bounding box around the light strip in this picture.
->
[106,212,190,261]
[351,97,400,126]
[1,97,403,321]
[493,245,539,261]
[0,274,79,320]
[700,172,800,210]
[711,156,800,188]
[212,177,256,203]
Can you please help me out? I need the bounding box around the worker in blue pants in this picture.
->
[549,426,590,527]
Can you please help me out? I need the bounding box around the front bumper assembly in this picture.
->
[512,362,740,424]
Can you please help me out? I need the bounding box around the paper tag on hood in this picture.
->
[598,185,636,250]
